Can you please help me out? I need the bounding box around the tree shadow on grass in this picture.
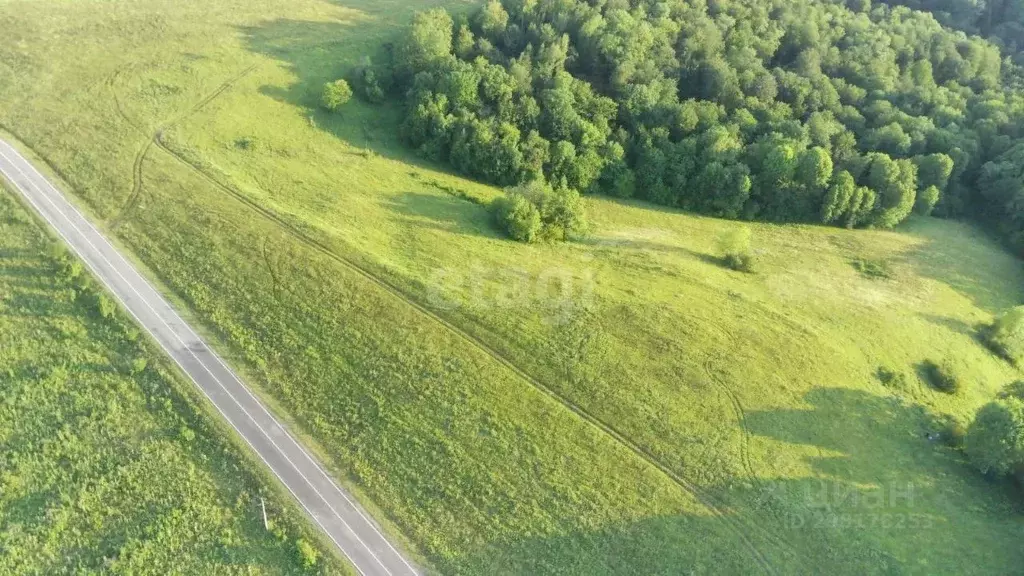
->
[750,386,957,486]
[918,313,984,338]
[746,387,970,485]
[580,236,727,269]
[237,3,465,172]
[452,513,775,576]
[737,386,1023,571]
[897,218,1024,314]
[449,385,1024,575]
[452,483,914,574]
[386,191,499,239]
[0,255,71,318]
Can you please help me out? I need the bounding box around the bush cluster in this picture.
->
[492,179,587,243]
[877,365,909,389]
[852,258,894,280]
[320,79,353,113]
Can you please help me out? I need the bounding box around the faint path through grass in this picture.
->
[107,64,258,229]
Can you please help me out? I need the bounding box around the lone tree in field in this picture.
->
[718,226,756,273]
[965,383,1024,478]
[320,79,353,113]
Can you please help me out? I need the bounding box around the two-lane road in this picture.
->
[0,139,419,576]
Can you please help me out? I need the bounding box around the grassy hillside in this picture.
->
[1,0,1023,574]
[0,185,347,573]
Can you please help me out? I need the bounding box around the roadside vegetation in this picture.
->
[0,189,345,574]
[0,0,1023,574]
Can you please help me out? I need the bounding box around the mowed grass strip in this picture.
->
[0,188,348,574]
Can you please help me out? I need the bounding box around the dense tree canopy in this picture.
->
[879,0,1024,63]
[376,0,1024,249]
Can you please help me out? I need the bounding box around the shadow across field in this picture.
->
[919,313,981,337]
[237,3,459,169]
[453,513,773,575]
[387,191,498,238]
[734,386,1021,571]
[746,387,970,484]
[437,385,1024,574]
[898,218,1024,314]
[0,254,70,319]
[581,235,724,268]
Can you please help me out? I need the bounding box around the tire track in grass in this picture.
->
[702,354,803,566]
[696,316,805,562]
[261,236,283,302]
[106,65,257,229]
[106,68,151,229]
[151,133,779,574]
[703,355,758,485]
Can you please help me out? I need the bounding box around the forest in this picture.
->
[879,0,1024,59]
[346,0,1024,249]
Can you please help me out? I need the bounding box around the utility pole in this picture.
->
[261,497,269,531]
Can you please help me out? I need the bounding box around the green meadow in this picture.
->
[1,0,1022,573]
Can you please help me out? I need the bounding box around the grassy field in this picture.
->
[1,0,1023,573]
[0,185,348,573]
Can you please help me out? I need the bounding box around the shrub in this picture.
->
[1001,380,1024,401]
[88,292,116,319]
[984,306,1024,365]
[492,180,588,243]
[536,186,588,242]
[320,79,353,112]
[943,419,967,449]
[851,258,894,280]
[353,65,391,103]
[935,414,967,448]
[876,365,908,389]
[718,227,756,273]
[724,252,755,273]
[234,136,256,150]
[57,258,84,282]
[296,538,319,568]
[921,359,961,394]
[965,394,1024,476]
[492,192,541,243]
[129,357,148,375]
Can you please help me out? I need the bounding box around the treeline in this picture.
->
[358,0,1024,249]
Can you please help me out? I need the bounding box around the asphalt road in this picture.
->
[0,138,419,576]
